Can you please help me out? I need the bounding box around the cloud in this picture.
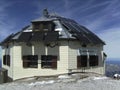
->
[99,27,120,58]
[80,0,120,33]
[0,1,19,41]
[62,0,72,17]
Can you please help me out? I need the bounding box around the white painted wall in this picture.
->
[1,44,14,79]
[12,41,69,80]
[68,41,105,74]
[1,41,105,80]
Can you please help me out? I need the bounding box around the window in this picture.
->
[22,55,38,68]
[3,55,10,66]
[77,55,99,68]
[89,55,98,66]
[77,49,99,68]
[77,55,87,68]
[32,22,55,32]
[43,23,49,31]
[41,55,57,69]
[33,23,40,30]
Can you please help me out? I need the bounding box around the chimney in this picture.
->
[43,9,49,18]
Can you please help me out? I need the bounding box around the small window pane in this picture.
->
[3,55,6,65]
[22,55,38,68]
[41,55,57,69]
[77,55,87,68]
[89,55,98,66]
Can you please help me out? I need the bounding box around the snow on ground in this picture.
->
[0,73,120,90]
[92,76,108,80]
[58,75,71,79]
[28,80,55,86]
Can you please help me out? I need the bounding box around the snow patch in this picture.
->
[28,80,55,86]
[114,74,120,77]
[58,75,71,79]
[23,29,32,32]
[1,75,120,90]
[71,74,78,76]
[93,77,108,80]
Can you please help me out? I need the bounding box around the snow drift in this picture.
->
[0,73,119,90]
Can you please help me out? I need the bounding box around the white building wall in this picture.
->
[58,41,69,72]
[1,45,14,79]
[84,67,104,74]
[12,41,69,80]
[1,41,105,80]
[68,41,104,75]
[68,41,79,69]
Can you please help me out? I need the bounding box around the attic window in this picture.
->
[22,55,38,68]
[33,23,40,30]
[43,23,49,31]
[32,22,55,31]
[41,55,57,69]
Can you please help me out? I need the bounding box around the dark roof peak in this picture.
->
[43,8,49,18]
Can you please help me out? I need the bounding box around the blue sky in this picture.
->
[0,0,120,59]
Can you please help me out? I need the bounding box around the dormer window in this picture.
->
[33,23,40,31]
[43,23,49,31]
[32,21,55,32]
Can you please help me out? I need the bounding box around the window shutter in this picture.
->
[23,56,29,68]
[3,55,6,65]
[23,60,29,68]
[89,55,98,66]
[77,56,81,68]
[7,55,10,66]
[33,55,38,60]
[81,55,87,67]
[41,55,47,60]
[77,55,87,68]
[22,56,27,60]
[95,56,98,66]
[52,56,57,69]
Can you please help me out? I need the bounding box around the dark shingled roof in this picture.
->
[58,16,105,44]
[17,31,59,43]
[0,10,105,45]
[0,34,14,45]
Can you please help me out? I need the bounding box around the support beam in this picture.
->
[32,45,34,55]
[45,46,48,55]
